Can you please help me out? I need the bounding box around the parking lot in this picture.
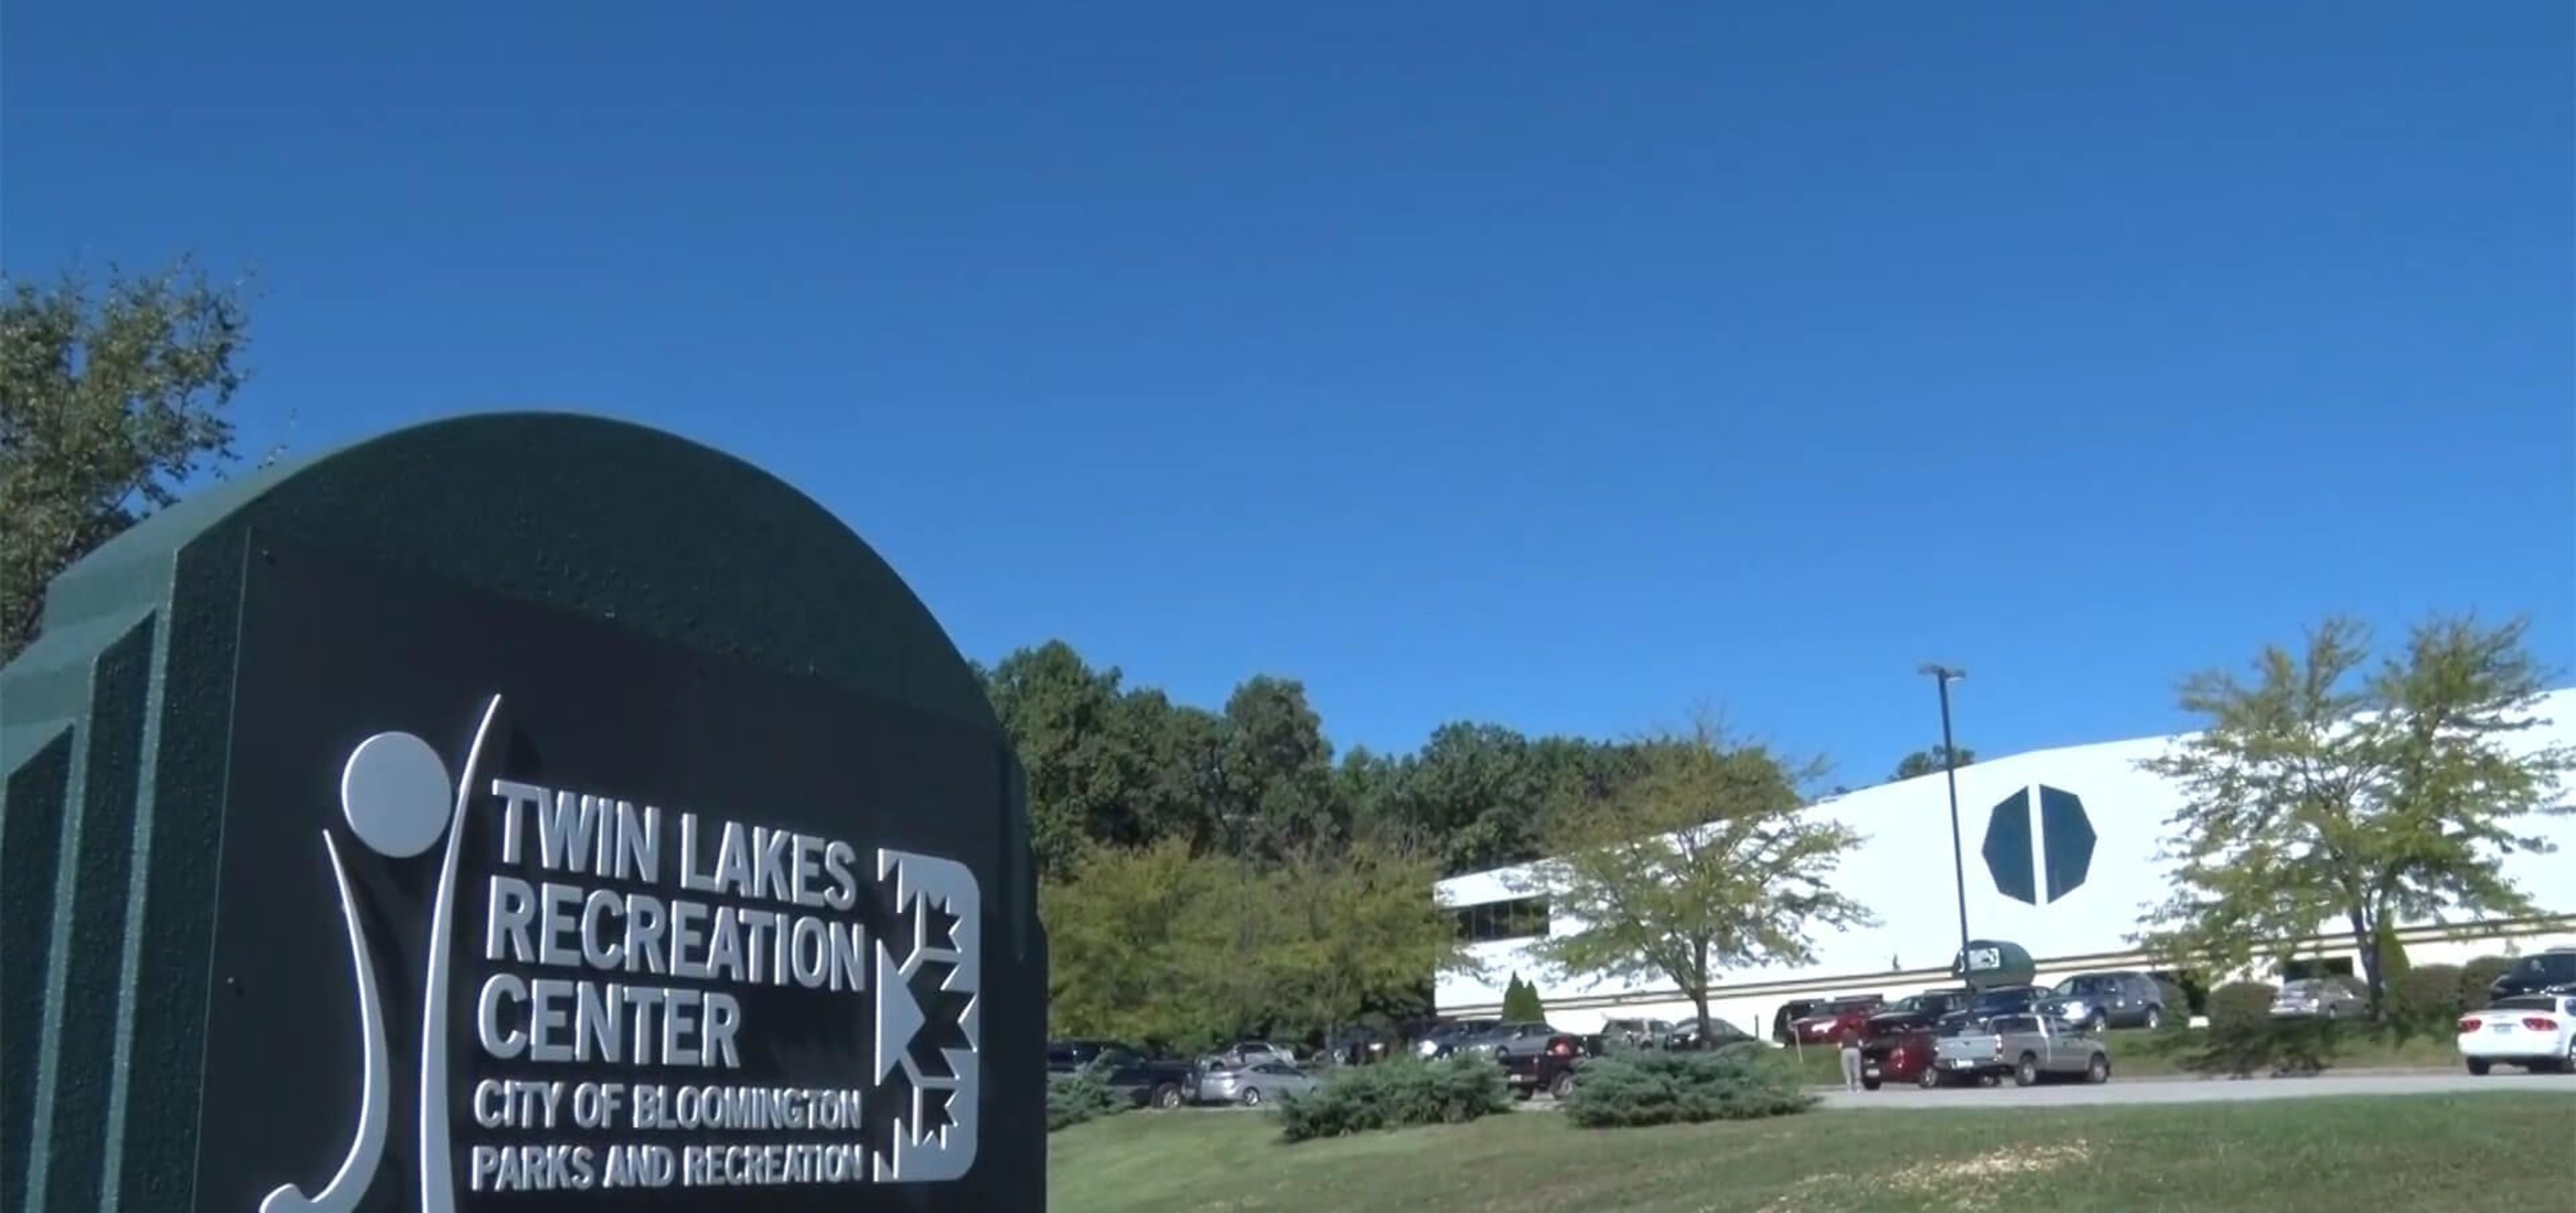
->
[1183,1067,2576,1113]
[1815,1069,2576,1109]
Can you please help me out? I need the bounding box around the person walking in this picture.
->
[1837,1022,1866,1092]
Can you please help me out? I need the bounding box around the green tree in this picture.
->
[1262,837,1470,1046]
[1513,716,1875,1045]
[1040,835,1464,1051]
[1114,686,1227,848]
[1888,745,1974,782]
[984,641,1144,876]
[2134,615,2573,1016]
[2,260,252,662]
[1500,972,1547,1022]
[1377,723,1549,874]
[1039,839,1233,1047]
[1367,725,1646,876]
[983,641,1240,876]
[1214,676,1344,858]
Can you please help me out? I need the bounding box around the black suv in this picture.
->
[2487,949,2576,1001]
[1868,988,1973,1035]
[1937,985,2046,1033]
[1046,1039,1197,1109]
[2039,971,2168,1031]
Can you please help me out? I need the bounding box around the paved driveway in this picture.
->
[1816,1069,2576,1110]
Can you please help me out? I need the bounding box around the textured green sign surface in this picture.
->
[0,413,1042,1211]
[1951,939,2036,990]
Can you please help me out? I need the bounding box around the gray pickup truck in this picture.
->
[1931,1013,2112,1088]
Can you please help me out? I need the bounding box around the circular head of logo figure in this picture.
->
[340,731,455,857]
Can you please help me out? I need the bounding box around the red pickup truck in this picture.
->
[1858,1026,1943,1090]
[1790,996,1885,1045]
[1499,1033,1602,1100]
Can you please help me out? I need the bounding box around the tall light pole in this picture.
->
[1919,663,1971,955]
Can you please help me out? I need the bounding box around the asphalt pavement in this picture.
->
[1193,1067,2575,1113]
[1813,1069,2576,1110]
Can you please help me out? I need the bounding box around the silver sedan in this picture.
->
[2271,978,2369,1020]
[1195,1061,1322,1107]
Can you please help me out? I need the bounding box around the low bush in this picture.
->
[2205,981,2277,1035]
[1275,1055,1511,1142]
[2151,978,2192,1027]
[1560,1045,1814,1128]
[1047,1067,1130,1132]
[2389,963,2465,1039]
[2180,982,2345,1078]
[2461,955,2514,1008]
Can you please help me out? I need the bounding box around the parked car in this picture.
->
[1868,988,1973,1035]
[1601,1017,1678,1049]
[1325,1027,1393,1065]
[2485,948,2576,1002]
[1770,999,1827,1045]
[1666,1018,1758,1051]
[2270,976,2369,1020]
[1214,1040,1299,1067]
[1456,1020,1561,1059]
[1936,985,2046,1033]
[1790,996,1886,1045]
[1413,1018,1500,1058]
[1046,1038,1122,1073]
[1859,1024,1943,1090]
[1049,1041,1199,1109]
[1501,1033,1601,1100]
[1931,1014,2111,1088]
[2039,971,2169,1031]
[1197,1059,1324,1106]
[2457,993,2576,1075]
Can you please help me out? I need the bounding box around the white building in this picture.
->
[1435,688,2576,1037]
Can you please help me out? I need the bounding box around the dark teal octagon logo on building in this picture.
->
[1980,785,2096,905]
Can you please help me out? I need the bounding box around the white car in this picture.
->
[2457,992,2576,1075]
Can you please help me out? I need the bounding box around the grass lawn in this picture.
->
[1776,1028,2468,1086]
[1050,1093,2576,1212]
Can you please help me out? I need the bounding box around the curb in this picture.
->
[1805,1064,2463,1093]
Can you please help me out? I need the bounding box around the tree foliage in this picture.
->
[1559,1047,1813,1128]
[1499,973,1546,1022]
[1511,716,1874,1044]
[2,260,252,662]
[1260,838,1470,1043]
[1888,745,1974,782]
[2134,615,2573,1014]
[2459,955,2514,1010]
[1040,835,1464,1050]
[1274,1056,1511,1142]
[982,641,1642,883]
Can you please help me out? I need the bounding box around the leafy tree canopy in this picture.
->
[1888,745,1974,782]
[1511,715,1875,1044]
[2133,615,2573,1015]
[3,260,252,662]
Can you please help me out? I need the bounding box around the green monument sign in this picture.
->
[0,414,1044,1210]
[1949,939,2035,990]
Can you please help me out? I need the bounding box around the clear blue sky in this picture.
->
[7,3,2571,782]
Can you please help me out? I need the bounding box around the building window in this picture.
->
[1452,896,1549,943]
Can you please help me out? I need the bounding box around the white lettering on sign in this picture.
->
[260,692,985,1213]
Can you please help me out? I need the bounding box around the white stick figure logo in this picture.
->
[259,692,985,1204]
[262,695,503,1213]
